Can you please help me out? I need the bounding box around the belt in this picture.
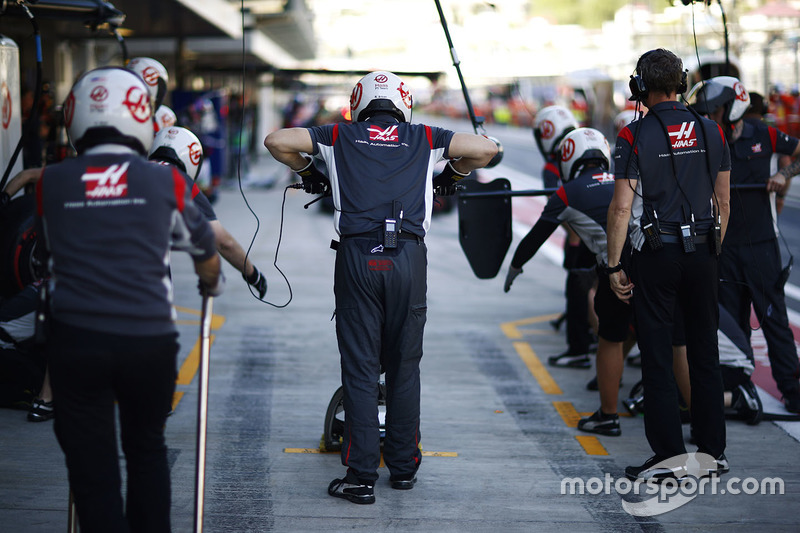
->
[660,233,708,244]
[342,230,424,243]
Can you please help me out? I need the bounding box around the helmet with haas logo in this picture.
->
[559,128,610,183]
[149,126,204,180]
[687,76,750,124]
[154,105,177,134]
[64,67,153,155]
[350,70,412,123]
[533,105,579,157]
[126,56,169,109]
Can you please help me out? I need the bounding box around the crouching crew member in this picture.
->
[606,49,731,481]
[504,127,632,435]
[35,67,222,532]
[265,70,497,504]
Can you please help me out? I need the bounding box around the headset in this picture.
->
[628,50,689,104]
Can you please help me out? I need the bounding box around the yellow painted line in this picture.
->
[174,305,226,329]
[284,448,458,458]
[171,390,185,411]
[176,334,216,385]
[553,401,581,428]
[500,313,562,339]
[575,435,609,456]
[513,342,562,395]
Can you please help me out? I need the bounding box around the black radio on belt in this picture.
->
[384,218,398,249]
[680,223,695,253]
[642,208,662,251]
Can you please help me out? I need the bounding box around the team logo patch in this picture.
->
[751,142,762,154]
[81,163,130,199]
[1,82,11,129]
[368,124,399,142]
[667,121,697,149]
[368,259,393,271]
[540,119,555,140]
[591,172,614,184]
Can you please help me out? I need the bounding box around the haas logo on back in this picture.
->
[368,124,399,142]
[667,121,697,149]
[82,163,130,199]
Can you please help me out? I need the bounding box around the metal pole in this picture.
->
[433,0,483,134]
[67,490,78,533]
[458,182,765,200]
[194,293,214,533]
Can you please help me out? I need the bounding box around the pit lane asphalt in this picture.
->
[1,156,798,532]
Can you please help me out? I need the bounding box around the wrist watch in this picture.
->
[604,262,623,275]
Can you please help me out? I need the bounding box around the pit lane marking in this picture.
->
[171,305,226,411]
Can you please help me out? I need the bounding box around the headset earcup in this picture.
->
[629,75,647,101]
[678,70,688,94]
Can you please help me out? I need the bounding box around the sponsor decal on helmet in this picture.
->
[63,93,76,128]
[562,138,576,161]
[734,82,748,102]
[142,66,160,87]
[188,142,202,165]
[350,83,363,113]
[398,82,412,109]
[124,86,151,123]
[90,86,109,102]
[540,120,555,139]
[375,74,388,83]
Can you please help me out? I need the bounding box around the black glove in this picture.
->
[433,160,469,196]
[296,156,330,195]
[244,265,267,298]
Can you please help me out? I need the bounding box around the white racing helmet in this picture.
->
[64,66,153,155]
[126,56,169,109]
[149,126,203,180]
[350,70,412,123]
[559,127,610,183]
[687,76,750,124]
[533,105,579,157]
[154,105,177,133]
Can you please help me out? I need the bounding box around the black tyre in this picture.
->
[320,382,386,452]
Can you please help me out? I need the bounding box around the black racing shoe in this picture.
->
[390,475,417,490]
[732,381,763,425]
[328,477,375,504]
[27,399,54,422]
[783,391,800,414]
[625,456,686,482]
[577,409,621,436]
[548,351,591,369]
